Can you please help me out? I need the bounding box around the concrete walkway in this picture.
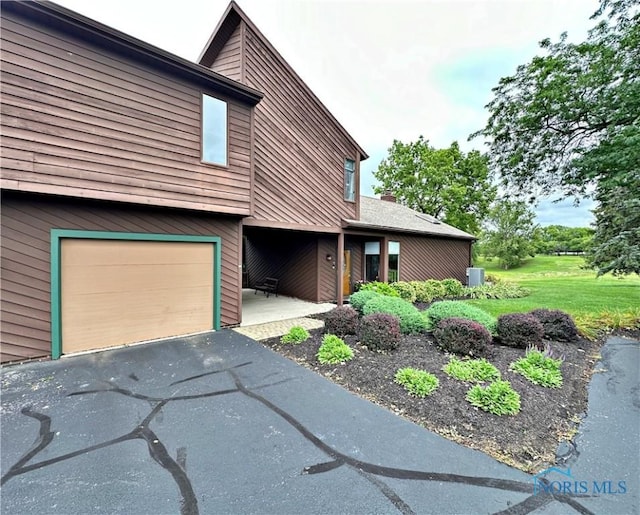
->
[235,288,334,340]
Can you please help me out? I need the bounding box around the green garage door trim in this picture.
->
[50,230,222,359]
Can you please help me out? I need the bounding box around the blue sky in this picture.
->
[55,0,599,228]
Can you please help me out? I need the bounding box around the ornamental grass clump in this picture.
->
[466,380,521,416]
[443,357,501,383]
[359,313,401,351]
[324,305,359,336]
[363,296,428,334]
[529,309,578,341]
[433,318,492,356]
[510,344,564,388]
[394,368,439,397]
[280,326,310,344]
[497,313,544,348]
[424,301,498,334]
[317,334,354,364]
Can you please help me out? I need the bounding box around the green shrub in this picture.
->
[424,301,497,333]
[466,380,521,415]
[349,290,381,315]
[443,357,501,383]
[317,334,354,364]
[510,344,564,388]
[529,309,578,341]
[390,281,417,303]
[424,279,446,300]
[441,278,464,298]
[324,306,359,336]
[395,368,439,397]
[497,313,544,348]
[363,296,428,334]
[433,317,492,356]
[411,281,435,303]
[359,313,401,351]
[280,326,310,344]
[359,281,400,297]
[464,282,530,300]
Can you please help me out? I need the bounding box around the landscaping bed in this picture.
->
[261,327,600,473]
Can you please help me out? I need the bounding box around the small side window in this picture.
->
[202,94,227,166]
[344,158,356,201]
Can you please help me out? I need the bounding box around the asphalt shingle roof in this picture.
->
[344,196,475,240]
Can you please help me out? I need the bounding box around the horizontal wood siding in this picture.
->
[0,192,242,363]
[244,229,320,301]
[0,12,253,215]
[397,235,471,283]
[236,26,359,227]
[210,22,242,82]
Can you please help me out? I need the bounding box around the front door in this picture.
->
[343,249,352,296]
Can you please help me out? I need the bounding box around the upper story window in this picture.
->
[344,158,356,201]
[202,94,227,166]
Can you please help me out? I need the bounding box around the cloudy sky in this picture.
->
[54,0,599,227]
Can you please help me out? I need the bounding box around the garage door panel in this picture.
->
[61,238,215,354]
[62,263,212,294]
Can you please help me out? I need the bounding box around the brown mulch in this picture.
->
[261,327,602,473]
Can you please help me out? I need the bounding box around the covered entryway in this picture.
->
[51,230,221,358]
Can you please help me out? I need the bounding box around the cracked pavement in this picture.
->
[1,330,637,514]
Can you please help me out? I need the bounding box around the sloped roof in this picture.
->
[6,1,263,106]
[344,196,475,240]
[198,1,368,160]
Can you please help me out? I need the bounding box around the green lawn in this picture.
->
[466,255,640,317]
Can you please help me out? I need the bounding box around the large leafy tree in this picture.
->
[473,0,639,275]
[481,199,538,270]
[373,138,496,235]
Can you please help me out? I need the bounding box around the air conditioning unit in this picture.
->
[466,267,485,287]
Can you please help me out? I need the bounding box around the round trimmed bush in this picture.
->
[358,281,400,297]
[433,317,492,356]
[349,290,381,315]
[529,309,578,341]
[324,305,359,336]
[390,281,417,303]
[411,281,435,303]
[359,313,401,351]
[497,313,544,348]
[424,301,498,334]
[363,296,428,334]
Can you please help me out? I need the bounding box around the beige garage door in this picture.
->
[61,239,214,354]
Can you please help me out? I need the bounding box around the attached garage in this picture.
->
[51,230,221,358]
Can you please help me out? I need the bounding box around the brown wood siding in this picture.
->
[244,229,322,301]
[210,22,242,82]
[0,12,253,216]
[217,25,360,228]
[397,235,471,283]
[345,237,364,286]
[0,192,242,364]
[318,237,338,302]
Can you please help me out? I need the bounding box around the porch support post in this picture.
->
[337,232,344,305]
[380,236,388,282]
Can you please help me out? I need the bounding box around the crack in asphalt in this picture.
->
[2,363,595,515]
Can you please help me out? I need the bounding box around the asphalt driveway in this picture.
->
[1,330,637,514]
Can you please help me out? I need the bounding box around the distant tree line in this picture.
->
[532,226,595,255]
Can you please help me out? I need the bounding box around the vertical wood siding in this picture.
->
[0,12,253,215]
[397,235,471,283]
[0,192,242,363]
[209,23,361,227]
[210,22,242,82]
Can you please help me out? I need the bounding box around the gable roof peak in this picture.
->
[199,1,368,160]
